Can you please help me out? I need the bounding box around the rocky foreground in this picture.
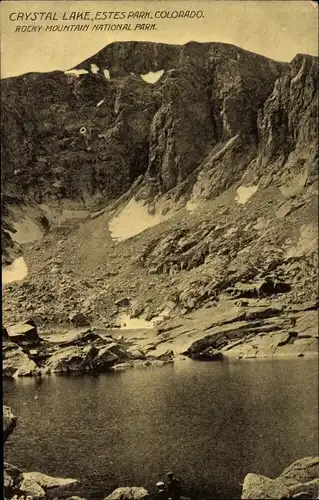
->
[4,406,319,500]
[241,457,319,499]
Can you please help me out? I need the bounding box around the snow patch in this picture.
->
[10,217,44,245]
[117,313,154,330]
[109,198,165,241]
[285,224,317,259]
[104,69,110,80]
[2,257,28,284]
[235,185,259,204]
[96,99,104,108]
[141,70,164,84]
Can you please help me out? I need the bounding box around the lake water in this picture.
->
[3,358,318,500]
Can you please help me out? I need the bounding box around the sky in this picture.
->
[0,0,318,78]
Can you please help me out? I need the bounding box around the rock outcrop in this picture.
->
[4,464,79,500]
[104,486,149,500]
[3,406,17,443]
[2,322,175,377]
[241,456,319,499]
[3,342,42,378]
[183,309,318,360]
[1,42,285,204]
[6,319,40,345]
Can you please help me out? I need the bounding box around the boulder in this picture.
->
[104,486,149,500]
[288,479,319,498]
[138,359,173,368]
[185,336,228,360]
[144,307,154,321]
[130,301,145,318]
[6,320,40,346]
[94,346,120,368]
[100,342,128,360]
[4,465,78,500]
[4,470,14,491]
[4,462,23,484]
[44,346,91,373]
[61,330,106,347]
[232,279,291,299]
[126,346,146,360]
[3,406,17,443]
[22,471,78,496]
[3,343,41,377]
[2,325,10,341]
[19,477,46,498]
[4,463,23,498]
[280,457,319,484]
[241,473,290,499]
[114,297,131,307]
[242,457,319,500]
[44,343,122,373]
[69,312,90,327]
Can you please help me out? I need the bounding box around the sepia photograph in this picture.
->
[1,1,318,499]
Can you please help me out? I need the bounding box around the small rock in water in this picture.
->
[104,486,149,500]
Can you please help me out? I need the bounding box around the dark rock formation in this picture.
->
[104,486,149,500]
[241,456,319,499]
[7,319,40,346]
[1,42,286,206]
[43,342,123,374]
[2,325,10,341]
[3,342,42,377]
[68,312,90,327]
[192,348,223,361]
[3,406,17,443]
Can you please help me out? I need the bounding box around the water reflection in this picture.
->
[3,359,318,499]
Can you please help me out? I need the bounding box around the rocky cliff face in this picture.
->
[1,41,318,335]
[1,41,287,204]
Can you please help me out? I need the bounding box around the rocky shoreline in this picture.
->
[241,457,319,499]
[4,406,319,500]
[2,320,175,378]
[3,300,318,379]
